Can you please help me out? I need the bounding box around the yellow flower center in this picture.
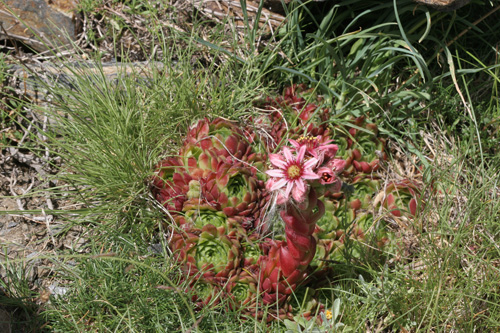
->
[287,165,301,179]
[297,136,317,144]
[325,310,333,320]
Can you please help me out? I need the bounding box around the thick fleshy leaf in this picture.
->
[409,198,417,216]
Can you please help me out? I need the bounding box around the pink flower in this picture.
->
[266,145,319,202]
[265,178,287,205]
[289,136,338,164]
[316,167,336,185]
[316,167,342,193]
[327,158,346,174]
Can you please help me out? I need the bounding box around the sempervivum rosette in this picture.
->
[344,212,390,261]
[226,268,258,310]
[189,278,221,309]
[169,223,242,295]
[348,175,381,211]
[378,180,421,217]
[151,157,190,213]
[315,198,354,241]
[182,147,222,179]
[254,85,333,153]
[185,206,228,229]
[181,117,257,162]
[333,116,386,177]
[194,224,241,281]
[181,161,268,231]
[211,162,265,218]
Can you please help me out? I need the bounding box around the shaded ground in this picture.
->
[0,100,89,329]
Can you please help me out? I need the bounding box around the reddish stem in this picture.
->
[258,189,325,305]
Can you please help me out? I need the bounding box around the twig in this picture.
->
[446,4,500,49]
[42,115,50,160]
[8,167,24,211]
[42,208,56,246]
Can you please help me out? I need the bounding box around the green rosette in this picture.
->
[185,207,228,229]
[349,175,380,210]
[315,199,341,239]
[182,148,222,179]
[328,240,346,262]
[333,129,352,161]
[226,263,259,309]
[228,279,256,307]
[213,163,265,219]
[240,232,263,266]
[190,278,220,307]
[181,117,255,162]
[194,225,241,278]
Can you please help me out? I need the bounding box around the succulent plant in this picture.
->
[189,278,221,309]
[195,225,240,278]
[151,86,416,326]
[379,180,420,217]
[254,84,333,153]
[181,117,256,162]
[333,116,386,177]
[348,175,381,210]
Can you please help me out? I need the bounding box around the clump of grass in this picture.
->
[11,19,280,330]
[0,257,43,331]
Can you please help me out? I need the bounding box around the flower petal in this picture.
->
[284,181,293,199]
[297,145,306,162]
[328,159,346,173]
[270,178,287,191]
[295,178,305,193]
[292,183,307,202]
[266,169,285,178]
[283,147,294,163]
[302,170,320,180]
[269,154,287,169]
[288,139,300,149]
[303,157,318,169]
[319,143,338,151]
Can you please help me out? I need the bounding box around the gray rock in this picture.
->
[413,0,471,11]
[48,283,69,297]
[148,243,165,255]
[0,0,81,52]
[6,222,18,229]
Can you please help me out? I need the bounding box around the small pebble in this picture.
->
[48,284,69,297]
[148,243,164,254]
[7,222,18,228]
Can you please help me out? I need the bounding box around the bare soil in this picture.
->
[0,104,87,330]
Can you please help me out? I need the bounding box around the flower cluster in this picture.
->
[265,137,345,204]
